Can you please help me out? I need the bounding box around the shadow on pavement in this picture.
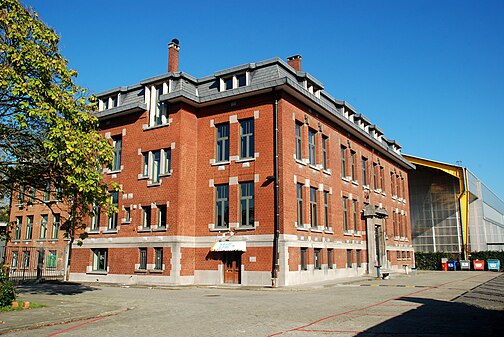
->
[15,281,100,295]
[356,296,504,337]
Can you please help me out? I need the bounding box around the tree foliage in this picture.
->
[0,0,116,245]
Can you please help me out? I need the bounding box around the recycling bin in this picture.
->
[447,260,457,271]
[460,260,470,270]
[487,259,500,271]
[441,262,448,271]
[473,259,485,271]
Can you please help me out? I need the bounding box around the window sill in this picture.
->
[211,160,230,166]
[47,239,59,242]
[87,271,107,275]
[138,175,149,180]
[143,123,170,131]
[121,220,131,225]
[152,227,167,232]
[296,226,309,231]
[149,269,163,274]
[234,226,255,231]
[343,230,353,236]
[88,230,100,235]
[147,182,161,187]
[309,164,320,171]
[311,227,322,233]
[134,269,148,274]
[103,229,118,234]
[295,159,307,166]
[137,227,152,233]
[209,226,230,232]
[36,239,47,242]
[322,169,331,175]
[107,169,122,175]
[22,240,32,243]
[352,180,359,186]
[341,177,351,183]
[236,157,255,163]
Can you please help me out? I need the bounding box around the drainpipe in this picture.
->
[271,90,280,287]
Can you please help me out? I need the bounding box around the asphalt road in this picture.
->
[2,271,503,337]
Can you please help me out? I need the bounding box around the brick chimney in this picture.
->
[287,55,302,72]
[168,38,180,73]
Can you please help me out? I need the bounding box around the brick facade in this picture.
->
[7,45,415,286]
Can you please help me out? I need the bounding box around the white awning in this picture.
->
[211,241,246,252]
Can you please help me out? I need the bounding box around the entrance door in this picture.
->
[223,252,241,284]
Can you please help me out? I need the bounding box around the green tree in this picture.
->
[0,0,116,277]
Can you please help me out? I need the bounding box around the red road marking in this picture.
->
[268,274,483,336]
[44,317,104,337]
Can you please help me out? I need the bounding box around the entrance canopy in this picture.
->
[211,241,246,252]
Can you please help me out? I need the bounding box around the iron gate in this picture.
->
[4,246,67,283]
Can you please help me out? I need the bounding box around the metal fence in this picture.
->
[3,246,67,283]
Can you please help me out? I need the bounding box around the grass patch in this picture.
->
[0,301,46,312]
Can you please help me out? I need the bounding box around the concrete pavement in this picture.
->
[0,271,502,336]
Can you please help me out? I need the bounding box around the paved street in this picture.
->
[1,271,503,336]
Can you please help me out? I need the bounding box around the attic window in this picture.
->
[221,73,248,91]
[100,94,119,111]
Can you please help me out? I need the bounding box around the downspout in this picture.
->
[271,89,280,287]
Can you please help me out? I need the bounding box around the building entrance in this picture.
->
[223,252,241,284]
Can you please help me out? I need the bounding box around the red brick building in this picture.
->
[9,40,415,286]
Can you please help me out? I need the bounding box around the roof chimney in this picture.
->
[168,38,180,73]
[287,54,302,72]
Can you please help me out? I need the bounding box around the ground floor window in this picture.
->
[346,249,352,268]
[47,250,57,268]
[11,251,19,269]
[139,248,147,270]
[356,249,361,268]
[314,248,322,270]
[92,248,107,272]
[300,248,308,271]
[154,248,163,270]
[327,249,333,269]
[22,250,30,268]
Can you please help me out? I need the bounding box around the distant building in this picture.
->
[404,155,504,257]
[9,40,415,286]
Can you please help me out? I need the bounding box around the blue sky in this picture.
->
[23,0,504,199]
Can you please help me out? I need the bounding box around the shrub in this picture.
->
[0,266,16,307]
[414,252,459,270]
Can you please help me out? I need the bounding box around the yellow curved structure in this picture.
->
[403,155,469,258]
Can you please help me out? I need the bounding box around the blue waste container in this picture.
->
[487,259,500,271]
[447,260,457,271]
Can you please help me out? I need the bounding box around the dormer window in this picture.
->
[221,73,248,91]
[100,94,119,111]
[146,82,169,127]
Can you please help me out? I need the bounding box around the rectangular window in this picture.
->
[52,213,60,239]
[55,186,62,200]
[124,207,131,223]
[373,163,378,190]
[391,173,396,196]
[92,248,107,272]
[91,204,100,231]
[111,95,118,108]
[216,123,230,162]
[26,215,33,240]
[296,184,304,227]
[108,191,119,230]
[322,136,328,170]
[152,150,161,183]
[14,216,22,240]
[356,249,362,267]
[346,249,352,268]
[47,250,57,268]
[18,184,25,204]
[342,197,348,231]
[11,251,19,269]
[237,74,246,87]
[142,152,149,177]
[139,248,147,270]
[142,206,151,228]
[324,191,329,229]
[362,157,368,186]
[154,84,167,126]
[380,166,385,191]
[224,77,233,90]
[43,181,50,202]
[308,128,316,165]
[401,178,405,199]
[350,151,356,181]
[310,187,318,228]
[341,146,347,177]
[23,250,30,268]
[154,248,163,270]
[295,122,303,160]
[162,148,171,175]
[112,135,122,171]
[40,214,48,239]
[300,248,307,271]
[352,200,358,232]
[399,214,403,238]
[240,182,254,227]
[327,249,333,269]
[314,249,322,270]
[215,184,229,228]
[29,186,36,204]
[393,212,398,237]
[240,119,254,159]
[157,205,167,228]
